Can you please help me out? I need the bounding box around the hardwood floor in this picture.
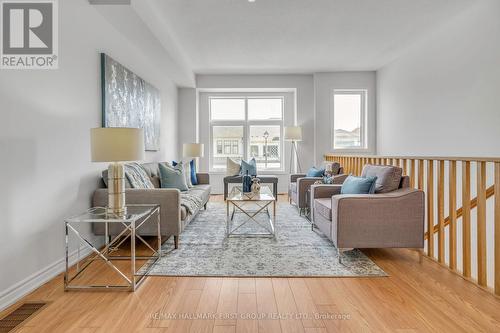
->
[2,195,500,332]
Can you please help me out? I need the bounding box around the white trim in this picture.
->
[0,245,94,312]
[331,89,370,152]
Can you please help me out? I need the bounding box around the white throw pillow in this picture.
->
[226,158,241,176]
[178,161,193,188]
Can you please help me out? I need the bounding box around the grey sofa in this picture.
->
[311,164,425,262]
[289,163,347,215]
[92,162,211,249]
[224,175,278,200]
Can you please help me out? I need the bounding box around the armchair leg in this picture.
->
[174,235,179,249]
[204,203,207,210]
[336,248,351,265]
[413,248,424,263]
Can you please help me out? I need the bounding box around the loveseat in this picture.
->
[92,162,211,248]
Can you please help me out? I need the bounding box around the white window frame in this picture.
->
[209,95,284,172]
[331,89,368,151]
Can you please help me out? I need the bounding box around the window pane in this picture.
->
[212,126,243,169]
[248,98,282,120]
[210,98,245,120]
[333,93,363,148]
[249,126,281,170]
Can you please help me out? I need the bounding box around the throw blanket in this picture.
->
[125,163,155,189]
[180,192,204,215]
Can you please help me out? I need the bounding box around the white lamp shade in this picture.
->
[90,127,144,162]
[284,126,302,141]
[183,143,204,158]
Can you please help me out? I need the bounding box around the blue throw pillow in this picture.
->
[159,163,188,191]
[306,167,325,177]
[172,159,198,185]
[190,159,198,185]
[240,158,257,176]
[341,175,378,195]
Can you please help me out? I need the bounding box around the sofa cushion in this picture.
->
[240,158,257,176]
[125,163,155,189]
[159,163,189,191]
[341,175,377,194]
[307,167,325,177]
[324,162,341,175]
[314,198,332,220]
[189,185,211,204]
[180,206,188,221]
[227,158,241,176]
[361,165,402,193]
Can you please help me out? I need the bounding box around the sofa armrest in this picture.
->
[196,173,210,185]
[290,174,307,183]
[310,184,342,199]
[332,188,425,249]
[294,177,322,208]
[93,188,182,237]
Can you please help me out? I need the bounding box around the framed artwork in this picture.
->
[101,53,161,151]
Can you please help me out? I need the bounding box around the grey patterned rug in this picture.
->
[143,202,386,277]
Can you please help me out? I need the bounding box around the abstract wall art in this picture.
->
[101,53,161,151]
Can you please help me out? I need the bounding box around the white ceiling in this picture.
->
[145,0,473,74]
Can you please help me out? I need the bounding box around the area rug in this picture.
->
[143,202,386,277]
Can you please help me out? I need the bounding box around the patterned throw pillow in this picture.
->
[173,160,198,186]
[124,162,154,189]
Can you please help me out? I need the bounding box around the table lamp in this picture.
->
[284,126,303,173]
[91,127,144,216]
[183,143,204,158]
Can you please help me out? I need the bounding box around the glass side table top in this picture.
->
[65,205,158,223]
[227,186,275,201]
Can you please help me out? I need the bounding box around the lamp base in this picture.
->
[107,162,127,217]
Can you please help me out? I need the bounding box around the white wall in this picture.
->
[377,0,500,156]
[0,1,180,310]
[314,72,377,162]
[376,0,500,288]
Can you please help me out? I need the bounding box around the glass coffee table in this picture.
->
[226,186,277,238]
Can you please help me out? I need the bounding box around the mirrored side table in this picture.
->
[64,204,161,291]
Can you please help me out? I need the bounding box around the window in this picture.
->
[333,90,367,150]
[211,126,244,169]
[209,97,284,171]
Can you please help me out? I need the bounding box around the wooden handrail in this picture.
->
[324,153,500,297]
[424,185,495,239]
[326,154,500,163]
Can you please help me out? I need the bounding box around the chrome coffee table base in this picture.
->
[226,186,277,238]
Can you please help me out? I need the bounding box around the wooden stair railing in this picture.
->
[324,154,500,297]
[424,185,495,239]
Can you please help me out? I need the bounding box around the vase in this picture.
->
[242,170,252,193]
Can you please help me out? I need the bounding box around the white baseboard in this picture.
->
[0,246,95,313]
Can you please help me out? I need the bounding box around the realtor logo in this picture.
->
[1,0,58,69]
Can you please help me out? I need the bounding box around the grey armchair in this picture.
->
[288,163,347,215]
[310,164,425,263]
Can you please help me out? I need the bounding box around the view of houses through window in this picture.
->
[210,96,283,171]
[333,90,367,149]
